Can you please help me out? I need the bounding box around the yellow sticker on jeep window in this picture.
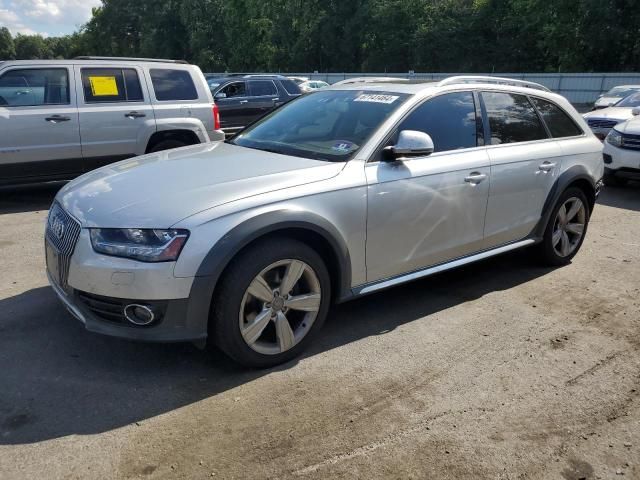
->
[89,76,118,96]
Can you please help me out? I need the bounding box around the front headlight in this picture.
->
[89,228,189,262]
[605,129,623,147]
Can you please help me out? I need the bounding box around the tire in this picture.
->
[148,139,188,153]
[537,187,590,266]
[210,237,331,368]
[603,172,628,187]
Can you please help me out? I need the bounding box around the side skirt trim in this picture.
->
[353,239,536,296]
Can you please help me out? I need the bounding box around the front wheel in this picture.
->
[210,238,331,368]
[537,187,590,266]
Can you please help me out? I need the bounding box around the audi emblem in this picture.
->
[51,214,65,240]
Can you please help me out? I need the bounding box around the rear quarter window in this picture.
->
[531,97,583,138]
[149,69,198,101]
[281,79,302,95]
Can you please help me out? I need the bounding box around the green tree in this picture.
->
[0,27,15,59]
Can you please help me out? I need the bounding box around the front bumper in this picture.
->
[48,270,210,342]
[603,142,640,180]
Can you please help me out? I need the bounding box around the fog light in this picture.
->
[124,304,156,326]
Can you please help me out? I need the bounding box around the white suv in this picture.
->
[45,76,604,367]
[0,57,224,186]
[603,116,640,186]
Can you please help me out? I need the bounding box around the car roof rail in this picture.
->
[437,75,551,92]
[73,56,189,64]
[242,74,284,78]
[332,77,412,86]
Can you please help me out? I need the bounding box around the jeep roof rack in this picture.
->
[73,56,189,64]
[438,75,551,92]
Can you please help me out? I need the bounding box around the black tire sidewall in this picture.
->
[541,187,590,266]
[149,139,187,153]
[211,237,331,368]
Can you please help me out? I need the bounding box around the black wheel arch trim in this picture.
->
[190,210,353,326]
[531,165,596,240]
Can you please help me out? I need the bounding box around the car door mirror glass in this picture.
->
[383,130,434,161]
[215,92,227,99]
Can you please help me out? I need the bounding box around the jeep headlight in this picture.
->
[89,229,189,262]
[605,129,623,147]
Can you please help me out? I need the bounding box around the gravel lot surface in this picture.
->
[0,182,639,480]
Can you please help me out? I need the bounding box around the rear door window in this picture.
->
[249,80,278,97]
[0,68,69,106]
[149,69,198,101]
[481,92,548,144]
[397,91,481,152]
[530,97,583,138]
[81,68,143,103]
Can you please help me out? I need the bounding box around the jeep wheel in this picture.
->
[211,238,331,368]
[149,139,188,153]
[537,187,590,266]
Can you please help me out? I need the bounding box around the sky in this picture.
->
[0,0,101,37]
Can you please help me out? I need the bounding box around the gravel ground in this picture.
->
[0,182,639,480]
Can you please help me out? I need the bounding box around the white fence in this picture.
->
[209,72,640,104]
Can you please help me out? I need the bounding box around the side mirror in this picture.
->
[632,107,640,116]
[383,130,434,161]
[215,92,227,99]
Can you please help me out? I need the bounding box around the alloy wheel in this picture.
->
[239,259,322,355]
[552,197,586,258]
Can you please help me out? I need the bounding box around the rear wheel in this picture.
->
[603,172,628,187]
[211,238,331,368]
[537,187,590,266]
[148,139,188,153]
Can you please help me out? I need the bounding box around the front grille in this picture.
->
[77,291,127,324]
[621,132,640,150]
[587,118,620,130]
[45,203,81,289]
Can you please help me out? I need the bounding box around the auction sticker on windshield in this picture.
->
[354,94,400,104]
[89,76,119,96]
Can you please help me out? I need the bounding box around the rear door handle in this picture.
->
[45,115,70,123]
[464,172,487,184]
[239,100,249,104]
[125,111,146,119]
[538,161,556,172]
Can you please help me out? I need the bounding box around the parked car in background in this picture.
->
[208,75,302,136]
[46,76,602,368]
[0,57,224,187]
[593,85,640,110]
[288,76,309,85]
[298,80,330,93]
[603,116,640,186]
[583,92,640,140]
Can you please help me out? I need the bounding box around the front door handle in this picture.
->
[239,100,249,104]
[125,111,146,119]
[464,172,487,185]
[538,161,557,172]
[45,115,70,123]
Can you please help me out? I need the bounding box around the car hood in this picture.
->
[583,107,635,121]
[57,142,345,228]
[594,96,621,107]
[614,117,640,135]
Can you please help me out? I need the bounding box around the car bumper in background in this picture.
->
[603,142,640,179]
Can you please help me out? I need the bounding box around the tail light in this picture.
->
[212,103,221,130]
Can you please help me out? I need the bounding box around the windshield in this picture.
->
[605,87,640,97]
[617,92,640,108]
[230,90,409,161]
